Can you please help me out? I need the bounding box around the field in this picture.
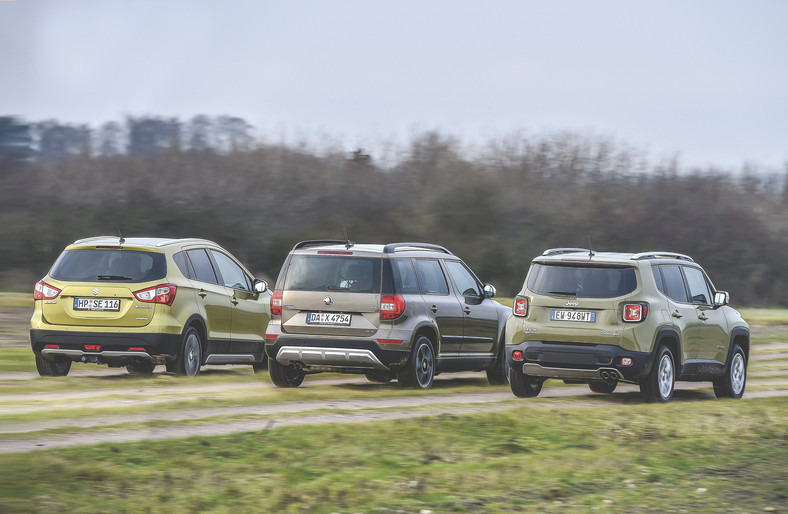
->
[1,294,787,512]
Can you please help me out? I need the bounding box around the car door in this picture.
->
[682,266,730,367]
[656,265,702,369]
[413,258,463,356]
[443,260,499,355]
[209,249,269,351]
[184,248,233,345]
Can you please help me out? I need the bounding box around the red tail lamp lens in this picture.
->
[623,303,647,322]
[380,294,405,320]
[513,297,528,317]
[84,344,101,351]
[34,280,61,300]
[270,290,283,316]
[134,284,177,305]
[512,350,524,361]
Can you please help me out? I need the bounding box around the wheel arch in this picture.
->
[182,314,208,360]
[649,327,681,378]
[728,327,750,366]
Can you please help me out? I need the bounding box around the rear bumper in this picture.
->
[31,329,182,365]
[506,341,652,382]
[265,336,410,372]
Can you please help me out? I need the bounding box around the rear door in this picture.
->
[413,258,463,356]
[279,253,382,337]
[656,265,703,367]
[184,248,233,342]
[443,260,499,355]
[682,266,730,366]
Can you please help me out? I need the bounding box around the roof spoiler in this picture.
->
[541,248,591,256]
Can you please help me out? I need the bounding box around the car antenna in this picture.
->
[117,226,125,246]
[343,227,354,250]
[587,235,595,259]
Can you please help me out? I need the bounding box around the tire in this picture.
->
[713,344,746,399]
[365,371,394,383]
[126,360,156,376]
[509,367,544,398]
[589,380,618,394]
[175,326,202,377]
[486,333,509,386]
[268,357,305,387]
[640,346,675,402]
[397,336,435,389]
[35,355,71,377]
[252,359,269,374]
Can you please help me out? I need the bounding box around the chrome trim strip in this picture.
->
[41,348,154,360]
[522,363,622,381]
[204,354,256,364]
[276,345,389,370]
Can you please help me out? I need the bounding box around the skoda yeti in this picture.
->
[31,237,271,377]
[264,241,511,388]
[505,249,749,401]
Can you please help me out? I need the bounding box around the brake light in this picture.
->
[271,290,283,316]
[380,294,405,320]
[84,344,101,351]
[513,297,528,317]
[34,280,61,300]
[623,303,647,322]
[133,284,177,305]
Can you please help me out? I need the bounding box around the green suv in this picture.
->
[31,237,271,377]
[264,241,511,388]
[505,249,749,401]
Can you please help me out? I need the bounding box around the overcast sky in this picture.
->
[1,0,786,168]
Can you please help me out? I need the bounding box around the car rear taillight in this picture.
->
[623,303,648,322]
[380,294,405,320]
[133,284,177,305]
[271,290,283,316]
[513,297,528,317]
[34,280,61,300]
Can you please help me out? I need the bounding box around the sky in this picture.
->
[1,0,787,169]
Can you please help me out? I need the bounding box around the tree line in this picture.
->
[1,116,787,306]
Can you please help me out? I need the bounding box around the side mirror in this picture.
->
[713,291,729,307]
[483,283,496,299]
[254,279,268,294]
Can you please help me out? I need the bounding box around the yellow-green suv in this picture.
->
[31,237,271,377]
[506,249,750,401]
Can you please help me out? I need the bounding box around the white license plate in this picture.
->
[73,298,121,312]
[551,309,596,322]
[306,312,351,326]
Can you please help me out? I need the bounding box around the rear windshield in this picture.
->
[283,255,383,293]
[527,263,637,298]
[49,249,167,283]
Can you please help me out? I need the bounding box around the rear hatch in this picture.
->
[42,247,167,328]
[279,252,383,337]
[525,262,639,345]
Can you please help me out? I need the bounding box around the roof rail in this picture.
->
[156,238,211,247]
[383,243,453,255]
[631,251,694,262]
[542,248,590,256]
[292,240,349,251]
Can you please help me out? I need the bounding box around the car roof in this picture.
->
[534,248,694,266]
[68,236,220,250]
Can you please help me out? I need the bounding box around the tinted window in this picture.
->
[683,267,712,305]
[211,250,251,291]
[186,249,219,284]
[660,265,688,303]
[414,259,449,295]
[527,263,637,298]
[49,249,166,283]
[445,260,482,297]
[651,265,665,294]
[283,256,381,293]
[392,259,419,294]
[173,251,194,279]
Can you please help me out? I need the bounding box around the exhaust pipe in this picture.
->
[600,370,610,380]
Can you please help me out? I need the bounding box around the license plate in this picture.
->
[73,298,121,312]
[551,309,595,322]
[305,312,351,325]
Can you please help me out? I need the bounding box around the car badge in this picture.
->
[565,300,578,307]
[92,288,100,296]
[323,296,333,306]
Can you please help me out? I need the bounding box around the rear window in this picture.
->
[283,255,382,293]
[49,249,167,283]
[527,263,637,298]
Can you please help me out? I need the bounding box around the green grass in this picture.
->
[0,292,32,309]
[0,398,785,513]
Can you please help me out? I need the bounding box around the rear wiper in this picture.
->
[325,285,348,291]
[97,274,133,281]
[547,290,577,296]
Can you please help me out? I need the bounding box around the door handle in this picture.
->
[464,307,472,314]
[672,310,683,319]
[231,297,239,305]
[198,290,207,298]
[430,305,438,313]
[698,313,708,321]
